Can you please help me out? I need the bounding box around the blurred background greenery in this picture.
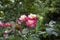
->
[0,0,60,22]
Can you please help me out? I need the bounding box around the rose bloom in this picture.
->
[26,20,36,28]
[19,15,27,22]
[16,20,21,24]
[5,22,11,27]
[0,21,5,27]
[28,14,37,20]
[3,30,8,38]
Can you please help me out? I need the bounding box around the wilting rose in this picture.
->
[0,21,5,27]
[16,20,21,24]
[15,23,22,31]
[26,20,36,28]
[5,22,11,27]
[19,15,27,22]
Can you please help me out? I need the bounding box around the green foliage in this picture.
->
[54,21,60,36]
[0,0,60,40]
[0,0,60,21]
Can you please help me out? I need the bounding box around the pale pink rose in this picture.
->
[28,14,37,20]
[5,22,11,27]
[3,30,8,38]
[0,21,5,27]
[19,15,27,22]
[4,30,8,33]
[26,20,36,27]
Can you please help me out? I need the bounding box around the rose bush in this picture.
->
[0,14,58,40]
[17,14,37,28]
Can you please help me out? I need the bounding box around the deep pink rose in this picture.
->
[0,21,5,27]
[26,20,36,27]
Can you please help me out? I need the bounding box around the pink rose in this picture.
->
[19,15,27,22]
[5,22,11,27]
[26,20,36,27]
[0,21,5,27]
[28,14,37,20]
[3,30,8,38]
